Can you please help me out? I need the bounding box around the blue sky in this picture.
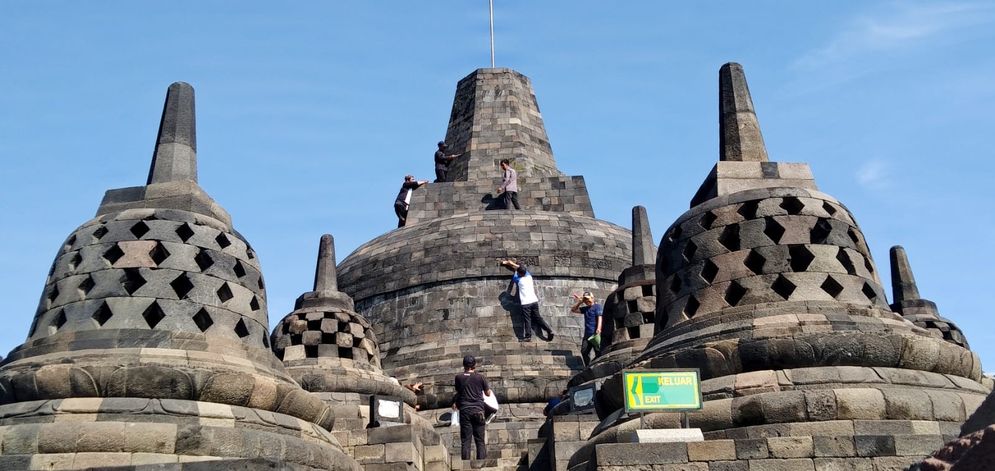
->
[2,2,993,370]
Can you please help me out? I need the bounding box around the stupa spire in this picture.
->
[631,205,656,266]
[889,245,921,304]
[314,234,338,293]
[147,81,197,184]
[719,62,768,162]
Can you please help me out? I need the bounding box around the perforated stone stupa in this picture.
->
[0,82,357,470]
[568,63,987,471]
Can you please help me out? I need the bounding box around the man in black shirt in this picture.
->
[434,141,462,182]
[453,355,492,460]
[394,175,427,228]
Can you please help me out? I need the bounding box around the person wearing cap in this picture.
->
[499,259,554,342]
[394,175,428,228]
[434,141,462,183]
[453,355,493,460]
[571,291,603,367]
[496,159,520,210]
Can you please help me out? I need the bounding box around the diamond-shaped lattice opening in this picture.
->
[642,284,654,296]
[305,345,319,358]
[51,309,67,333]
[810,218,833,244]
[194,250,213,271]
[175,223,195,242]
[257,276,265,290]
[170,273,195,299]
[665,225,683,243]
[683,296,701,318]
[338,347,353,359]
[822,201,837,216]
[121,268,146,295]
[724,281,747,306]
[130,221,150,239]
[47,284,60,304]
[64,234,77,251]
[142,302,166,329]
[233,260,247,278]
[836,248,857,275]
[744,250,766,275]
[234,318,250,338]
[821,275,844,298]
[93,226,109,240]
[718,224,741,252]
[627,300,639,313]
[642,311,654,324]
[863,255,874,274]
[771,275,796,300]
[216,282,234,303]
[763,217,785,244]
[103,244,125,265]
[669,276,682,295]
[77,275,95,297]
[861,282,878,302]
[847,227,860,245]
[246,246,255,260]
[149,242,171,266]
[699,211,718,230]
[92,301,113,326]
[700,259,719,283]
[262,335,270,348]
[628,326,640,339]
[249,296,260,311]
[192,308,213,332]
[738,200,760,220]
[788,245,816,272]
[215,233,231,249]
[682,240,698,262]
[780,197,805,215]
[68,252,82,271]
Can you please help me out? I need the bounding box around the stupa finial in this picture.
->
[889,245,921,304]
[719,62,768,162]
[632,205,656,266]
[147,81,197,184]
[314,234,338,293]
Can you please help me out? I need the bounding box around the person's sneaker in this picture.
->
[522,337,533,342]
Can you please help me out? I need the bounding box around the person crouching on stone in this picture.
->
[453,355,493,460]
[499,259,554,342]
[571,291,603,367]
[394,175,427,228]
[496,159,520,210]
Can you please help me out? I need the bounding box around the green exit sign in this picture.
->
[623,369,703,412]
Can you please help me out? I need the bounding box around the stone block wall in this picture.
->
[406,176,594,225]
[443,68,560,182]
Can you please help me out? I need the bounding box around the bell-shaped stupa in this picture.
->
[569,63,987,471]
[0,83,357,470]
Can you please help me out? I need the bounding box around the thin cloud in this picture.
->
[795,2,995,70]
[856,159,892,190]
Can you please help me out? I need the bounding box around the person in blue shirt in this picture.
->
[571,291,603,367]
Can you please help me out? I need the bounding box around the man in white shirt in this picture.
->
[500,259,554,342]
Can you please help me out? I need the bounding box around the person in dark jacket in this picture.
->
[453,355,493,460]
[394,175,427,228]
[434,141,462,182]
